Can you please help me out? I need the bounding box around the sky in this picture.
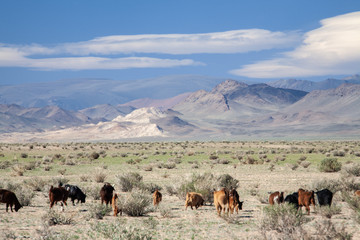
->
[1,0,360,85]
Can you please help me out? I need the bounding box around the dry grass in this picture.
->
[0,141,359,239]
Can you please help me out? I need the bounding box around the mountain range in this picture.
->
[1,74,360,142]
[267,74,360,92]
[0,75,226,110]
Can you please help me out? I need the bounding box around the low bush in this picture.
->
[319,158,342,172]
[0,160,11,169]
[300,161,311,168]
[89,220,154,240]
[15,187,35,206]
[90,152,100,160]
[42,210,74,225]
[120,190,152,217]
[12,165,25,176]
[116,172,143,192]
[24,177,47,191]
[317,204,342,218]
[94,171,106,183]
[217,174,239,190]
[312,179,341,194]
[313,219,352,240]
[51,177,69,187]
[84,185,101,200]
[343,163,360,177]
[24,161,36,170]
[260,203,308,239]
[88,204,112,220]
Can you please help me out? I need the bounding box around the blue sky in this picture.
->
[1,0,360,85]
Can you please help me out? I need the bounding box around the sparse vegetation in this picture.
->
[88,204,112,220]
[119,190,152,217]
[260,203,308,239]
[319,158,342,172]
[0,141,360,239]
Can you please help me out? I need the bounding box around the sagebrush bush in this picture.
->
[217,174,239,190]
[12,164,25,176]
[51,177,69,187]
[84,186,101,200]
[90,152,100,160]
[15,187,35,206]
[319,158,342,172]
[88,204,112,220]
[120,190,152,217]
[24,177,47,191]
[317,204,342,218]
[343,163,360,177]
[24,161,36,170]
[42,210,74,225]
[177,172,216,203]
[94,171,107,183]
[0,160,11,169]
[116,172,143,192]
[89,220,153,239]
[313,219,352,240]
[260,203,308,239]
[312,179,342,193]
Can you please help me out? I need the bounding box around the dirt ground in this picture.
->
[0,141,360,239]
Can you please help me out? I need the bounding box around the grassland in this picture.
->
[0,141,360,239]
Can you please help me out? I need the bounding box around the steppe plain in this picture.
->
[0,140,360,239]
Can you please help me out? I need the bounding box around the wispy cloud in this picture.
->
[61,29,300,55]
[0,29,299,71]
[230,11,360,78]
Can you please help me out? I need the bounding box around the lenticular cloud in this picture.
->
[61,29,300,55]
[231,11,360,78]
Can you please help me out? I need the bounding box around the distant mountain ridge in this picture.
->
[0,104,92,133]
[0,75,226,110]
[267,74,360,92]
[1,75,360,141]
[173,80,308,118]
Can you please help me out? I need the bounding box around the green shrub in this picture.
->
[24,177,47,191]
[312,179,342,193]
[90,152,100,160]
[42,210,74,225]
[120,190,152,217]
[88,204,112,220]
[313,219,352,239]
[0,160,11,169]
[89,220,153,240]
[260,204,308,239]
[344,164,360,177]
[217,174,239,190]
[317,204,342,218]
[94,171,106,183]
[319,158,342,172]
[116,172,143,192]
[15,187,35,206]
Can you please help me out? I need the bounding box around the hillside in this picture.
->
[268,74,360,91]
[0,104,92,133]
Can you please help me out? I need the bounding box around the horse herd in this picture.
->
[1,183,360,217]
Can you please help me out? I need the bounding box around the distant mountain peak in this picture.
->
[211,79,248,97]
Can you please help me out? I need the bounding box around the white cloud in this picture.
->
[230,11,360,78]
[61,29,300,55]
[0,29,299,70]
[27,57,203,70]
[0,45,203,70]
